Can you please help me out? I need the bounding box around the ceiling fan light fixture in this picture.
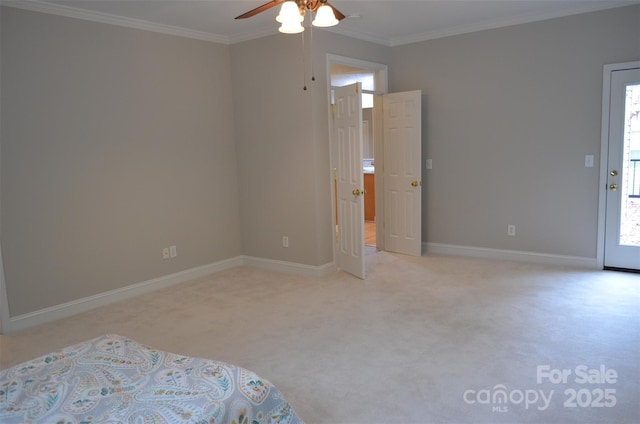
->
[277,1,304,33]
[312,4,338,27]
[236,0,345,89]
[279,18,304,33]
[276,1,303,23]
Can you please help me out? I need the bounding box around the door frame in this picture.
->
[326,54,388,269]
[596,60,640,269]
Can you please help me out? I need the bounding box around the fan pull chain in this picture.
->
[301,22,307,90]
[310,15,315,83]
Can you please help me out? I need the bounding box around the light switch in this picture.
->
[425,159,433,170]
[585,155,594,168]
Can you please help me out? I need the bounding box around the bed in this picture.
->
[0,334,303,423]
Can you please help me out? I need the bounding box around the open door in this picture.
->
[383,91,423,256]
[334,83,366,279]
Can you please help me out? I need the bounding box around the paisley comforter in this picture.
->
[0,334,303,423]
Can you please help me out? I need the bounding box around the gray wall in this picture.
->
[1,7,242,316]
[2,4,638,319]
[390,5,640,258]
[230,31,389,266]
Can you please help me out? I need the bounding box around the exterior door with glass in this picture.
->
[603,63,640,270]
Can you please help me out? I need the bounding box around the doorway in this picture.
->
[328,56,423,279]
[329,56,387,254]
[599,61,640,271]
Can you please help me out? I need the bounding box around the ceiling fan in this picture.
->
[236,1,346,89]
[235,0,346,23]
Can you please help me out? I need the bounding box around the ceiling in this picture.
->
[5,0,639,46]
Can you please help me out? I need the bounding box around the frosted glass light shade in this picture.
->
[312,5,338,27]
[279,19,304,33]
[276,1,303,23]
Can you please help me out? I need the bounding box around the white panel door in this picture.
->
[334,83,366,279]
[383,91,422,256]
[604,66,640,270]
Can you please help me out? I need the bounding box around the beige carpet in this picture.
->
[1,252,638,423]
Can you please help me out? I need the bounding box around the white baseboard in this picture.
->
[3,245,595,334]
[425,242,599,269]
[3,256,243,334]
[2,255,335,334]
[241,255,336,277]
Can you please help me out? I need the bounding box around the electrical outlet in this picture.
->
[282,236,289,248]
[508,225,516,237]
[162,248,170,259]
[169,245,177,258]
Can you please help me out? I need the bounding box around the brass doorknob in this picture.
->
[609,184,618,191]
[352,189,361,196]
[411,180,420,187]
[610,170,618,176]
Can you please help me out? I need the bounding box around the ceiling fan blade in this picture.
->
[325,3,346,20]
[235,0,285,19]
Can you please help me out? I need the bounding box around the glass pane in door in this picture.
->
[620,83,640,246]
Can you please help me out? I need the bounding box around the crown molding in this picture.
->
[388,0,640,46]
[304,0,640,47]
[326,26,392,47]
[226,26,280,44]
[1,0,232,44]
[1,0,637,48]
